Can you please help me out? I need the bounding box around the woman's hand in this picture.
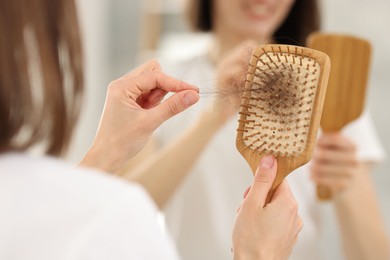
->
[80,60,199,173]
[310,133,358,197]
[232,155,303,260]
[213,41,257,121]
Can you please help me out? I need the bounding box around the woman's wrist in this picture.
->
[79,142,123,173]
[233,249,269,260]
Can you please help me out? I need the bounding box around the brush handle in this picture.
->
[317,185,332,200]
[315,138,334,200]
[266,187,277,204]
[249,157,301,203]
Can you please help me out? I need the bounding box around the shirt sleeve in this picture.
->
[342,110,386,163]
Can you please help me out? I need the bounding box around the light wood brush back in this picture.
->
[307,33,372,199]
[236,44,330,200]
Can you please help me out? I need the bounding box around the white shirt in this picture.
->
[157,50,386,260]
[0,153,179,260]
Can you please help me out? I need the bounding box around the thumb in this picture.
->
[150,90,199,125]
[246,155,277,207]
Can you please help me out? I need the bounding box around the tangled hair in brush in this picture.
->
[251,66,301,119]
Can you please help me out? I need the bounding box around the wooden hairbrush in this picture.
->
[236,44,330,201]
[307,33,372,200]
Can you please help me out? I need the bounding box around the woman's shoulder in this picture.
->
[0,153,179,259]
[0,152,153,207]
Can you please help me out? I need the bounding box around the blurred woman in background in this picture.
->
[123,0,389,259]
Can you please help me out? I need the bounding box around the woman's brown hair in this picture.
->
[0,0,83,156]
[185,0,320,46]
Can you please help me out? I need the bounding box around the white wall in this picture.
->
[68,0,142,162]
[67,0,110,162]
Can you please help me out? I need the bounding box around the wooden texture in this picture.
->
[307,33,372,200]
[236,44,330,201]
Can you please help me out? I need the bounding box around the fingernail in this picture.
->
[260,155,274,169]
[191,85,200,92]
[183,91,199,106]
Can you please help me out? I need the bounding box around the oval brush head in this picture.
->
[236,44,330,197]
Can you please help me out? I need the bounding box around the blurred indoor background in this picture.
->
[70,1,390,259]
